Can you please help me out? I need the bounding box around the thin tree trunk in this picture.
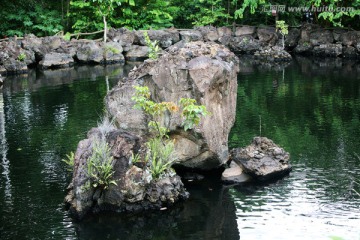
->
[103,15,107,42]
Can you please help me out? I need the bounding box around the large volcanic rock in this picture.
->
[230,137,292,181]
[65,128,188,219]
[106,41,239,170]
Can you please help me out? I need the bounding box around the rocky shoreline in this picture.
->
[1,24,359,76]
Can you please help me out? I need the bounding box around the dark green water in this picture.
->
[0,58,359,240]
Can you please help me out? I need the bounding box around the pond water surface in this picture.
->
[0,58,359,240]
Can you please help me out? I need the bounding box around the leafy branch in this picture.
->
[131,85,210,179]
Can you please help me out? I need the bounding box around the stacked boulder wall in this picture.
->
[230,137,292,181]
[65,128,189,219]
[106,41,239,170]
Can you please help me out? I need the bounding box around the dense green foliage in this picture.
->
[1,0,360,38]
[0,4,63,37]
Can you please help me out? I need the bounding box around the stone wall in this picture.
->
[1,24,359,76]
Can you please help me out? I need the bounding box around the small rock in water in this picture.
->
[230,137,292,181]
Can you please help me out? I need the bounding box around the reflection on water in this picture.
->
[230,57,360,240]
[74,178,239,240]
[0,65,133,239]
[0,89,12,207]
[0,58,360,240]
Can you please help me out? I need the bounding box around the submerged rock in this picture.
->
[65,128,189,219]
[230,137,292,181]
[106,41,239,170]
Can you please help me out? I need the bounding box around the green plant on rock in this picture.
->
[17,53,26,62]
[105,45,121,55]
[144,31,160,60]
[180,98,210,131]
[87,139,117,190]
[276,20,288,49]
[131,85,209,179]
[62,151,75,172]
[146,137,176,179]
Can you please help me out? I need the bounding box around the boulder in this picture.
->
[217,26,232,45]
[313,44,342,57]
[2,58,28,73]
[103,42,125,64]
[65,128,189,219]
[309,29,334,46]
[235,26,256,37]
[124,45,149,61]
[21,34,47,61]
[333,29,347,42]
[221,161,252,183]
[179,30,203,42]
[299,24,320,43]
[76,42,104,63]
[254,46,292,62]
[294,41,313,55]
[106,41,239,170]
[196,26,219,42]
[343,46,358,58]
[107,27,136,47]
[229,36,261,54]
[285,28,301,49]
[340,31,360,46]
[22,35,65,62]
[42,36,63,50]
[230,137,291,181]
[39,52,74,69]
[257,27,278,46]
[135,29,180,48]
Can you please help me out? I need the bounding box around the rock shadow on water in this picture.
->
[73,174,240,240]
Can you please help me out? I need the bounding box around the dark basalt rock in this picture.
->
[65,128,189,219]
[229,35,261,54]
[254,46,292,62]
[39,52,74,69]
[230,137,292,181]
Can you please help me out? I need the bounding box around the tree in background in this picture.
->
[233,0,360,28]
[1,0,360,38]
[189,0,231,26]
[0,2,63,37]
